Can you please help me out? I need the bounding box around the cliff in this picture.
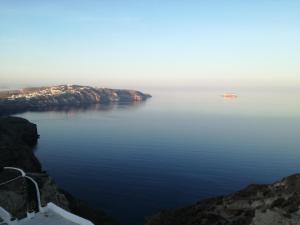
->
[144,175,300,225]
[2,117,300,225]
[0,85,151,115]
[0,117,41,171]
[0,117,118,225]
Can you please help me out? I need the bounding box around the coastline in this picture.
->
[0,116,119,225]
[0,85,152,116]
[1,116,300,225]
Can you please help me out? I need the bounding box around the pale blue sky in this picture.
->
[0,0,299,89]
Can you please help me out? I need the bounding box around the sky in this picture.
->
[0,0,300,90]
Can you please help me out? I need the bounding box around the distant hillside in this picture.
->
[0,85,151,115]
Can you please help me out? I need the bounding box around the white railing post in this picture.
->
[25,175,42,212]
[3,167,42,212]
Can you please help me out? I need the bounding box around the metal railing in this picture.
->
[0,167,42,216]
[0,167,96,225]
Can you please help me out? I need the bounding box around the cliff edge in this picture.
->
[2,117,300,225]
[0,116,119,225]
[144,175,300,225]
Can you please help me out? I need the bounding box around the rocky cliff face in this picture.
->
[144,175,300,225]
[0,117,118,225]
[2,117,300,225]
[0,117,40,171]
[0,85,151,115]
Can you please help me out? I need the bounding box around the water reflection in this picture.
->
[7,101,148,116]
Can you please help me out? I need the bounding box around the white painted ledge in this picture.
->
[0,206,12,222]
[45,203,95,225]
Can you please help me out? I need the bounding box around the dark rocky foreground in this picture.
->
[0,85,151,115]
[0,117,119,225]
[144,176,300,225]
[1,117,300,225]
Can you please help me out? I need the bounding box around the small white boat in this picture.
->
[222,93,238,98]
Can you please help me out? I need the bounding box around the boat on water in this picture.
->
[222,93,238,98]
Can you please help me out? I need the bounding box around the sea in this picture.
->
[16,89,300,225]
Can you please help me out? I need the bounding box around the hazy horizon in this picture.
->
[1,2,300,224]
[1,1,299,90]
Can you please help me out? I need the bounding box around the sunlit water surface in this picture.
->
[17,90,300,225]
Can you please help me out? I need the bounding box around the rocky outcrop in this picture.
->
[144,175,300,225]
[0,117,118,225]
[0,117,40,171]
[0,85,151,115]
[2,117,300,225]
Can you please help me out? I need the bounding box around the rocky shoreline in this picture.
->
[1,116,300,225]
[144,177,300,225]
[0,85,151,115]
[0,116,119,225]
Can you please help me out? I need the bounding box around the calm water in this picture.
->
[17,90,300,225]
